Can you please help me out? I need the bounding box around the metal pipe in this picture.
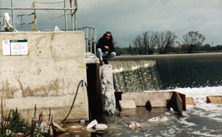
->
[84,27,88,52]
[31,3,37,31]
[64,0,67,31]
[74,0,77,31]
[85,37,95,41]
[94,28,97,54]
[70,0,74,31]
[17,13,34,17]
[0,7,77,10]
[21,16,22,30]
[89,28,92,53]
[11,0,15,30]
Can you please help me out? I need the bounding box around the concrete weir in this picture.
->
[117,91,186,117]
[0,32,89,122]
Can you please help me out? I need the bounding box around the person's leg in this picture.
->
[97,48,103,61]
[103,52,116,64]
[96,48,104,65]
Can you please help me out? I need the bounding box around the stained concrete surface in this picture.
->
[0,32,89,121]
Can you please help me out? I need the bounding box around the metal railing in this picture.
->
[17,13,35,30]
[0,1,97,55]
[78,26,97,54]
[0,0,78,31]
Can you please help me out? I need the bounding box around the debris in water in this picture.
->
[86,119,98,129]
[148,115,168,122]
[80,119,85,124]
[170,107,174,113]
[86,119,108,131]
[127,121,142,130]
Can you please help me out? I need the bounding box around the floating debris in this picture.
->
[80,119,86,124]
[86,119,108,131]
[148,115,169,122]
[127,121,142,130]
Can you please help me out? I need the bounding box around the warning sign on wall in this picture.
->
[2,40,28,55]
[2,40,10,55]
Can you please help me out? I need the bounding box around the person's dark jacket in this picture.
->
[96,37,114,54]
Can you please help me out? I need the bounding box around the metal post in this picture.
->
[89,28,92,53]
[74,0,77,31]
[94,28,97,54]
[70,0,74,31]
[64,0,67,31]
[33,3,37,31]
[84,27,88,52]
[21,16,23,30]
[11,0,15,30]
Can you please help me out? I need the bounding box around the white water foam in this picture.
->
[146,86,222,136]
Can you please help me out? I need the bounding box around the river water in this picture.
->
[60,86,222,137]
[61,53,222,137]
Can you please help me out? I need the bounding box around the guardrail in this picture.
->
[78,26,97,54]
[0,0,78,31]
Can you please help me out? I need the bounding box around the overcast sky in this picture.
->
[1,0,222,47]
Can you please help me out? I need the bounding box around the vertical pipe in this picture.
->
[33,3,37,31]
[21,16,22,30]
[11,0,15,30]
[64,0,67,31]
[84,27,88,52]
[89,28,92,53]
[70,0,74,31]
[94,28,97,54]
[74,13,77,31]
[74,0,77,31]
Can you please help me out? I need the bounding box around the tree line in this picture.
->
[114,31,222,55]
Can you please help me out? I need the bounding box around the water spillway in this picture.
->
[109,53,222,91]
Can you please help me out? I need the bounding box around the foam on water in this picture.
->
[157,86,222,136]
[63,87,222,136]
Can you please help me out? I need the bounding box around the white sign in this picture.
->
[10,42,28,55]
[2,40,10,55]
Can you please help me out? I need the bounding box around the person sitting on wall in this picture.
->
[96,31,116,65]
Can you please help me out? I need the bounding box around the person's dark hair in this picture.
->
[102,31,113,43]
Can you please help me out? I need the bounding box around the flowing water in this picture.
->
[61,53,222,137]
[61,86,222,137]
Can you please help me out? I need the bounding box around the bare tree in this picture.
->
[157,30,177,54]
[144,31,158,54]
[130,31,158,55]
[182,31,206,53]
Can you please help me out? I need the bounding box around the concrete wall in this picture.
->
[0,32,89,121]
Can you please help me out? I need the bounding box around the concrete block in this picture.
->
[206,96,222,104]
[122,92,173,107]
[186,97,196,105]
[119,100,136,109]
[150,99,167,107]
[100,65,116,114]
